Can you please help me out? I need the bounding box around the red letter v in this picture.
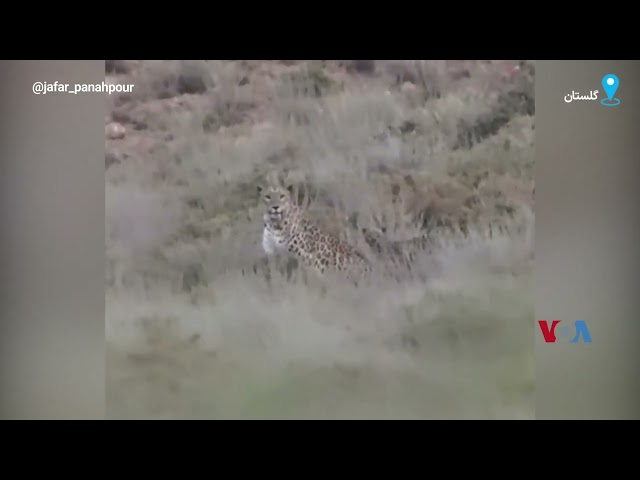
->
[538,320,560,343]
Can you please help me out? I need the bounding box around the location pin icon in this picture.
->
[602,74,619,101]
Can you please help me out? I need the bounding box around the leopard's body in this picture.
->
[258,184,372,279]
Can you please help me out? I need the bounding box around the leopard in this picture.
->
[257,183,372,280]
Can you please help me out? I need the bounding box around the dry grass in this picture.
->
[105,60,535,419]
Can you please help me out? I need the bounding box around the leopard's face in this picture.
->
[258,184,294,225]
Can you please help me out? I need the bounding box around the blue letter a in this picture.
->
[570,320,592,343]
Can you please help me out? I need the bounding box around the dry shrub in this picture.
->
[105,60,535,419]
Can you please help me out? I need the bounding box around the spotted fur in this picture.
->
[257,183,371,278]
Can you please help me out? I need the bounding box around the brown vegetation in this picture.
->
[106,60,535,419]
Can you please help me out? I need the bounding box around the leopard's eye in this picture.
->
[280,195,285,200]
[265,195,271,200]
